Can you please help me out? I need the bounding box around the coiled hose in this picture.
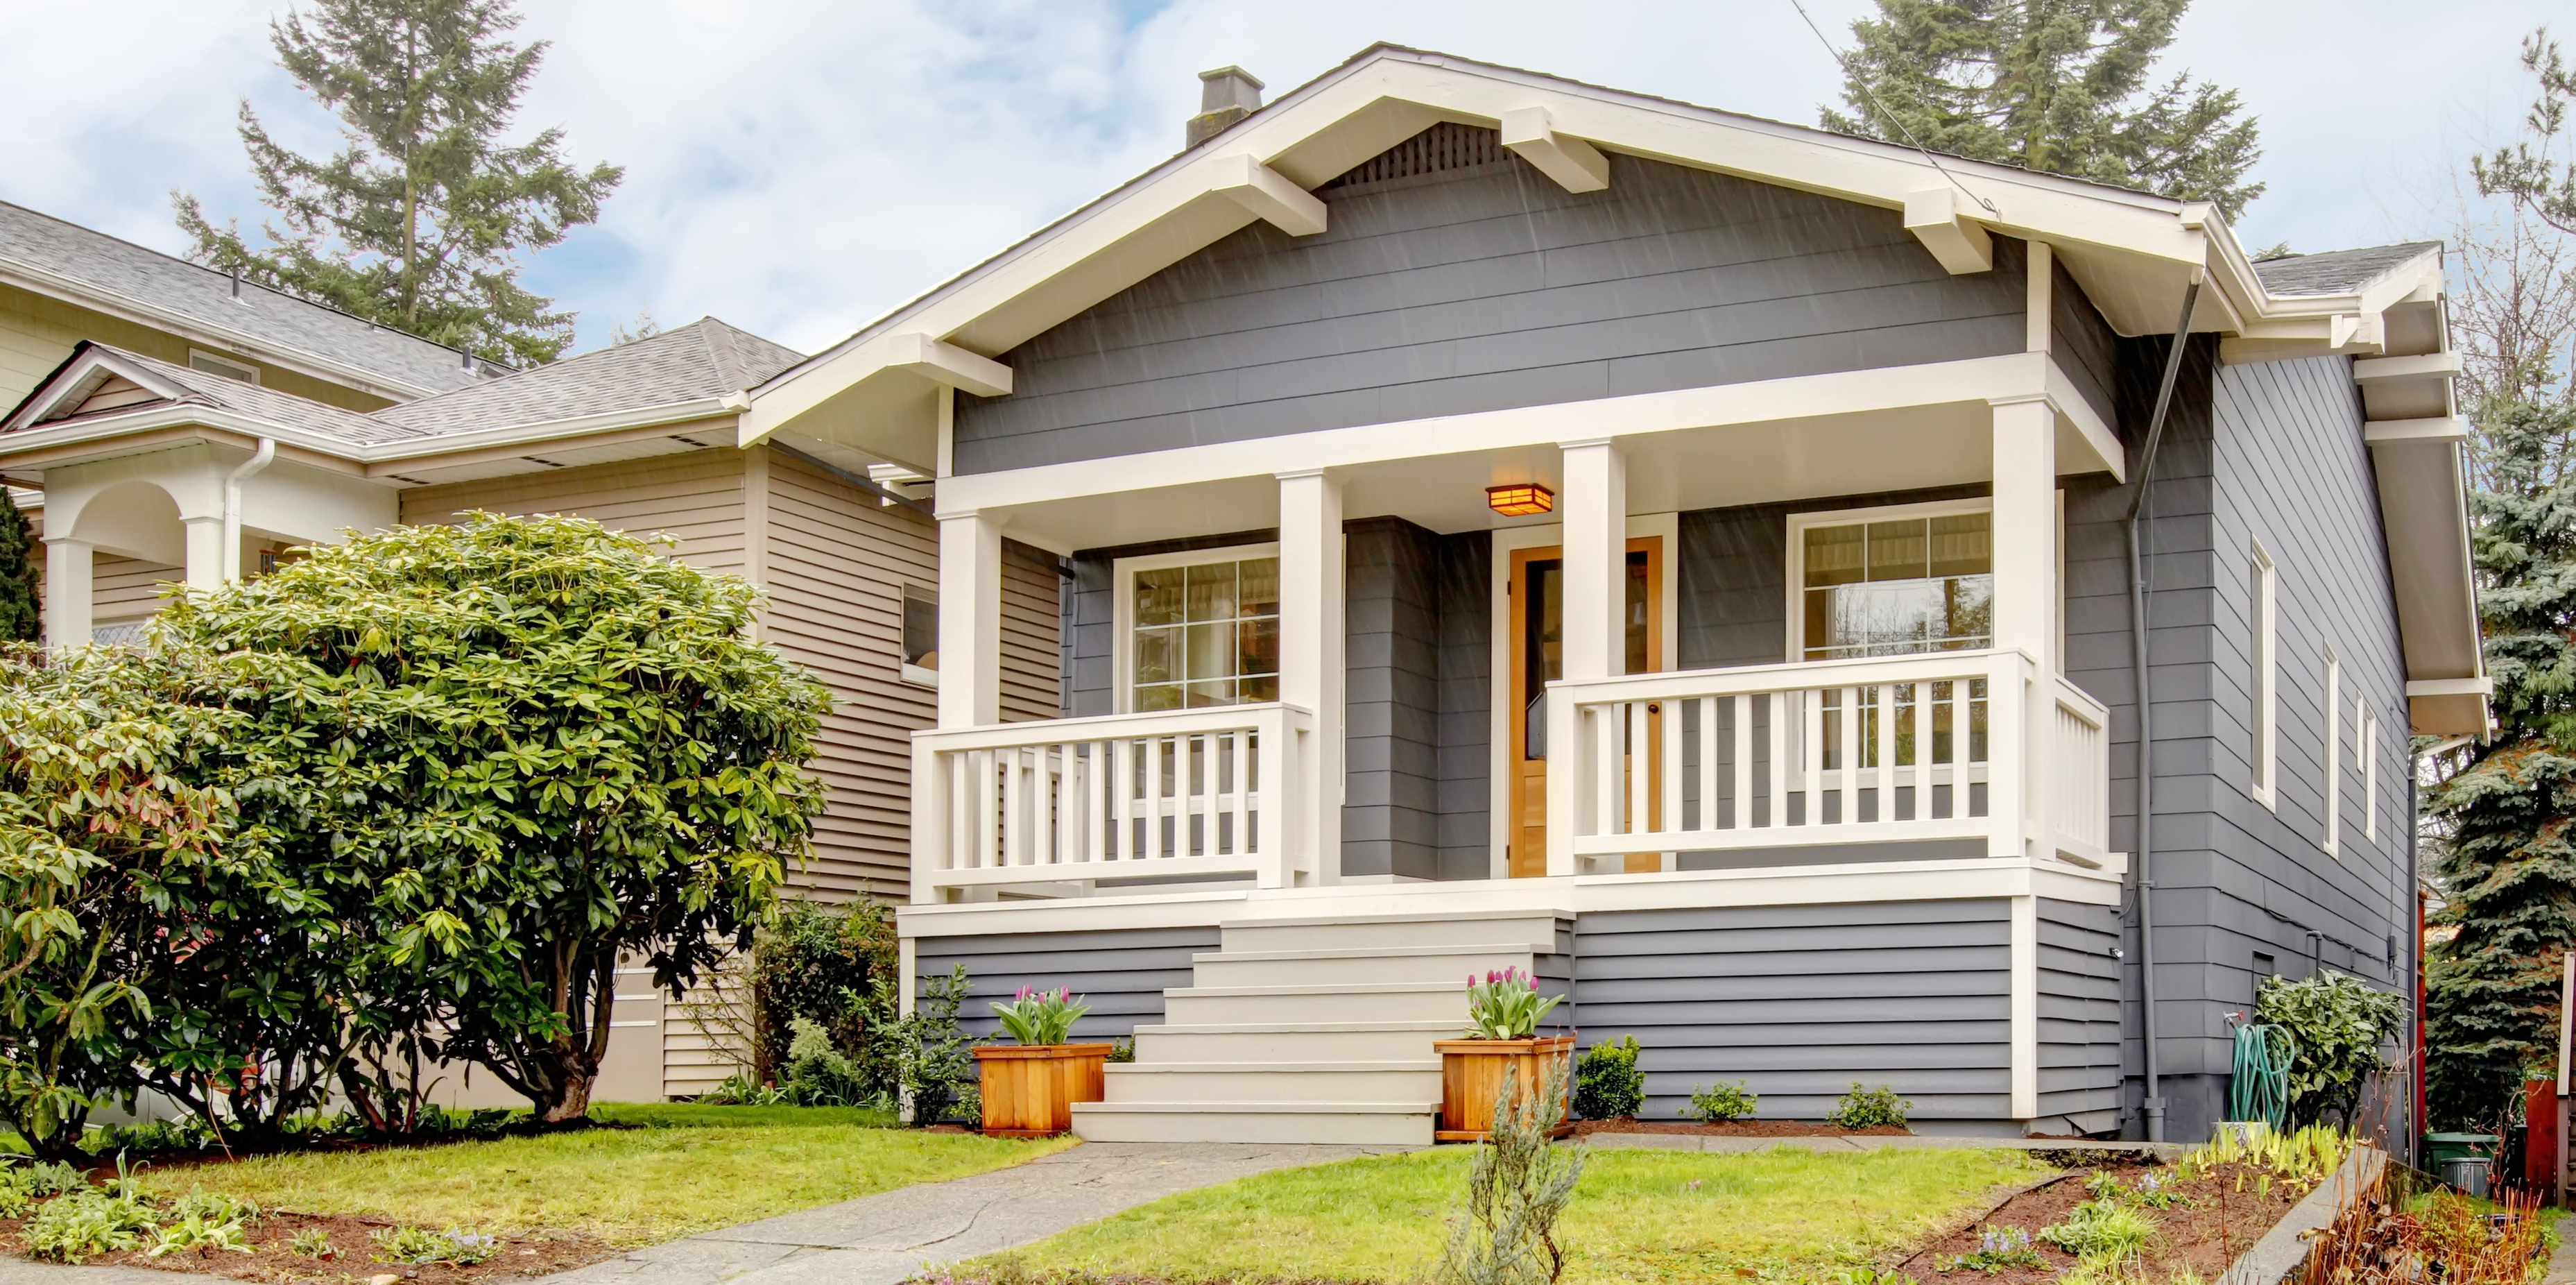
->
[2228,1021,2294,1127]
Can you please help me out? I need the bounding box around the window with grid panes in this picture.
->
[1131,556,1279,710]
[1797,509,1991,799]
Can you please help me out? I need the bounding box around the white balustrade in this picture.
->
[911,703,1312,899]
[1547,648,2113,869]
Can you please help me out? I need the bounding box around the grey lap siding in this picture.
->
[2050,255,2119,427]
[2038,898,2124,1126]
[1432,530,1493,879]
[954,140,2029,474]
[1344,518,1493,880]
[913,927,1221,1043]
[1573,901,2013,1123]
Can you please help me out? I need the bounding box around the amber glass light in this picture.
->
[1486,483,1554,516]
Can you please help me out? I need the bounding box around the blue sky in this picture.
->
[1,1,2562,358]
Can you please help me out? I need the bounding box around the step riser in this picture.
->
[1135,1030,1453,1062]
[1223,916,1563,954]
[1190,951,1534,987]
[1072,1109,1436,1146]
[1104,1069,1442,1102]
[1165,990,1466,1025]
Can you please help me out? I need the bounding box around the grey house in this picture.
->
[743,47,2480,1146]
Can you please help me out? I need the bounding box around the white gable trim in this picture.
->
[3,346,198,431]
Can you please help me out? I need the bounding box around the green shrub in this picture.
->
[782,1016,873,1107]
[750,899,899,1090]
[1571,1036,1645,1121]
[1688,1080,1759,1123]
[696,1070,789,1106]
[24,1189,159,1263]
[1828,1082,1911,1129]
[14,1159,88,1196]
[372,1225,500,1266]
[289,1228,338,1259]
[895,965,982,1126]
[2255,970,2405,1127]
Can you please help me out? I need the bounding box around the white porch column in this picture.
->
[1990,394,2056,865]
[1549,439,1626,877]
[1557,439,1627,681]
[43,538,92,648]
[1277,468,1344,886]
[181,516,225,591]
[936,509,1002,729]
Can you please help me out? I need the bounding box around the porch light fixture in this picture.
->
[1486,483,1554,516]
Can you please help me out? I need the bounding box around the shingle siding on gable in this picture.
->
[953,150,2030,473]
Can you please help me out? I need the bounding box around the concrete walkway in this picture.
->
[535,1141,1400,1285]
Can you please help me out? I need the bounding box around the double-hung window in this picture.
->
[1120,547,1280,710]
[1794,505,1993,661]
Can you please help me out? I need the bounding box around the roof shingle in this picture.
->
[2251,241,2441,298]
[369,318,804,438]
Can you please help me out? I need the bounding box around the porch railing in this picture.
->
[911,703,1313,898]
[1548,649,2112,870]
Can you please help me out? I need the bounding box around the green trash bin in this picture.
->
[2423,1132,2502,1167]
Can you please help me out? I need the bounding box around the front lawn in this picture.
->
[965,1145,2051,1284]
[87,1104,1071,1248]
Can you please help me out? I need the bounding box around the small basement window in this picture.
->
[188,349,261,384]
[901,586,938,688]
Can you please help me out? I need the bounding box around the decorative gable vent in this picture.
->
[1323,122,1503,190]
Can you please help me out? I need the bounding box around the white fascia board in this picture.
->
[0,259,443,402]
[1499,106,1610,193]
[2407,677,2494,697]
[936,352,2100,515]
[0,396,743,477]
[2353,351,2464,383]
[3,346,198,431]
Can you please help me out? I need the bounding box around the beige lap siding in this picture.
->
[762,452,1061,901]
[398,449,751,576]
[92,553,184,626]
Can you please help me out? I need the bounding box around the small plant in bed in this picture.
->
[991,986,1090,1046]
[23,1189,161,1263]
[1464,968,1562,1039]
[1572,1036,1645,1120]
[1688,1080,1759,1123]
[1939,1224,2045,1273]
[372,1224,503,1266]
[1828,1083,1911,1130]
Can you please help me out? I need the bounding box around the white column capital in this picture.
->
[1555,436,1623,453]
[1986,391,2054,410]
[1272,466,1340,482]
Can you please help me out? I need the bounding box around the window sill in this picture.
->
[901,663,941,689]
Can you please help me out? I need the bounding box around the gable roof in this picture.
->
[7,342,423,445]
[737,43,2432,468]
[0,199,499,400]
[371,318,802,436]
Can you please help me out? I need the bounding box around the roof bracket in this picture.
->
[1905,187,1995,275]
[1500,107,1611,193]
[882,333,1013,398]
[1208,154,1328,237]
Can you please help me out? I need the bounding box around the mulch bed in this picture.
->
[0,1209,619,1284]
[1567,1117,1912,1137]
[1894,1155,2309,1282]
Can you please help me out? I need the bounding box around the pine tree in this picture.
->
[173,0,621,366]
[1821,0,2264,220]
[2474,30,2576,238]
[0,491,37,642]
[2423,389,2576,1129]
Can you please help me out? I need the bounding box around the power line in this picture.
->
[1785,0,2001,216]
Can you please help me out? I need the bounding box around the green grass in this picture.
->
[972,1144,2052,1284]
[110,1105,1073,1247]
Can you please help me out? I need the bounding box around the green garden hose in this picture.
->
[2228,1021,2294,1127]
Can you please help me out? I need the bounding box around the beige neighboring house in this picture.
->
[0,201,1063,1103]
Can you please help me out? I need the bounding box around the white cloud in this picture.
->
[0,1,2561,358]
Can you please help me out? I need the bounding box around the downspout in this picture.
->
[2123,275,2202,1143]
[221,438,276,583]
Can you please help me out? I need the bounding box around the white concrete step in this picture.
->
[1133,1020,1458,1062]
[1102,1060,1443,1103]
[1188,943,1536,987]
[1071,1100,1436,1146]
[1162,981,1468,1026]
[1221,910,1567,955]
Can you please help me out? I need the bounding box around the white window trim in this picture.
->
[900,584,939,689]
[1111,541,1280,714]
[2249,541,2278,810]
[2359,699,2380,843]
[2321,645,2341,857]
[1783,496,1996,663]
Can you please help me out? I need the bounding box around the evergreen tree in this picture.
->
[2474,30,2576,238]
[173,0,621,366]
[0,491,36,642]
[1821,0,2264,220]
[2423,388,2576,1128]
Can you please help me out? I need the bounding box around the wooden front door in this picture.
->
[1507,537,1663,878]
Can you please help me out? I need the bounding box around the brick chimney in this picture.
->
[1187,67,1264,147]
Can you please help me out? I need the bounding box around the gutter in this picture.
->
[0,395,748,473]
[2122,274,2202,1143]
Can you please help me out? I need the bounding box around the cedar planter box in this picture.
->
[1434,1035,1576,1142]
[974,1043,1113,1138]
